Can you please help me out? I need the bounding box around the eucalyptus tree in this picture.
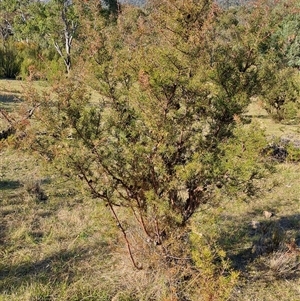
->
[13,0,80,75]
[0,0,79,76]
[40,0,79,74]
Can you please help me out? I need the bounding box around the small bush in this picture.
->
[23,179,48,203]
[0,39,22,79]
[269,248,300,279]
[189,229,239,301]
[261,68,300,122]
[286,143,300,162]
[252,220,285,255]
[281,101,298,123]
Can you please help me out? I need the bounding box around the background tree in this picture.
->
[10,0,80,76]
[42,0,79,75]
[251,0,300,121]
[0,0,68,79]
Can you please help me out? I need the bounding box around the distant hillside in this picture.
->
[120,0,252,8]
[41,0,251,8]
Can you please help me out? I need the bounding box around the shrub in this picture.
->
[0,39,22,78]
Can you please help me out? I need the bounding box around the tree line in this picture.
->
[0,0,299,120]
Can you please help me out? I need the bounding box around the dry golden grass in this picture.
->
[0,147,119,300]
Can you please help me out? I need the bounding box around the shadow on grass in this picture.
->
[0,220,7,245]
[0,93,22,112]
[0,93,21,104]
[244,114,270,119]
[0,92,21,112]
[220,213,300,275]
[0,180,22,190]
[0,245,108,294]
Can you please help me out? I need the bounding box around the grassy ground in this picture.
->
[1,80,299,300]
[0,150,118,300]
[246,98,300,141]
[223,161,300,300]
